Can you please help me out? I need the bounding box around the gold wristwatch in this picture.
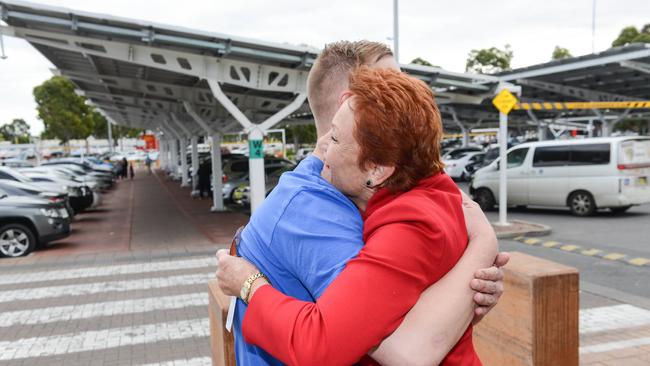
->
[240,272,268,304]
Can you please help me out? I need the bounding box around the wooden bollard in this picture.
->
[473,251,579,366]
[208,279,236,366]
[208,252,578,366]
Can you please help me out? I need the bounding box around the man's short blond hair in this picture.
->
[308,41,393,135]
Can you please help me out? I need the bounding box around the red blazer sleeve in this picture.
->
[242,222,445,366]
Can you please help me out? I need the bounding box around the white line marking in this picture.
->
[580,304,650,334]
[138,357,212,366]
[0,257,215,286]
[0,273,213,303]
[0,318,209,360]
[580,336,650,354]
[0,292,208,327]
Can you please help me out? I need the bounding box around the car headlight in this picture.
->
[40,208,60,218]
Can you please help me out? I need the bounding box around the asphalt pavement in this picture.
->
[457,182,650,308]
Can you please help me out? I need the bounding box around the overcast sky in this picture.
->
[0,0,648,135]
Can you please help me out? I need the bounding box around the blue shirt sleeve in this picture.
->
[293,155,323,178]
[270,189,364,299]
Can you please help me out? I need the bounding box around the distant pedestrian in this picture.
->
[121,158,129,179]
[129,162,135,180]
[145,155,152,175]
[197,161,212,199]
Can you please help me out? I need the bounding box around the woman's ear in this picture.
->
[370,164,395,187]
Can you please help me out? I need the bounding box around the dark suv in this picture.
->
[0,191,71,257]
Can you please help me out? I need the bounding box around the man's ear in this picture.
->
[370,164,395,187]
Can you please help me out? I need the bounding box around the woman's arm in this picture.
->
[219,222,449,365]
[369,197,498,366]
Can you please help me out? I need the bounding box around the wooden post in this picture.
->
[473,251,579,366]
[208,279,236,366]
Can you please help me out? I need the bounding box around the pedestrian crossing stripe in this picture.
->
[542,241,560,248]
[523,238,540,245]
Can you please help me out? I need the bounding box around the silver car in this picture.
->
[0,191,71,257]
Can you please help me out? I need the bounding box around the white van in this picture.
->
[470,137,650,216]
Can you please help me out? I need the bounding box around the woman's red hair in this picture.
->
[348,67,444,192]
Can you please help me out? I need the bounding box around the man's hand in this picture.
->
[470,252,510,324]
[215,249,260,297]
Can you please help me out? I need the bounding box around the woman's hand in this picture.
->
[215,249,260,297]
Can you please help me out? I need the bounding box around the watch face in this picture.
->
[240,286,248,302]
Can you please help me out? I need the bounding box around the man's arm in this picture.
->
[369,193,500,366]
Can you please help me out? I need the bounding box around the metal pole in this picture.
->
[191,136,199,191]
[248,128,266,212]
[180,137,189,187]
[393,0,399,63]
[210,133,224,212]
[498,112,508,226]
[107,120,114,154]
[591,0,597,53]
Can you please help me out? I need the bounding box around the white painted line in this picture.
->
[0,318,209,360]
[138,357,212,366]
[0,257,215,286]
[580,304,650,334]
[0,292,208,327]
[580,336,650,354]
[0,273,213,303]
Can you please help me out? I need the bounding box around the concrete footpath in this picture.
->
[0,170,647,365]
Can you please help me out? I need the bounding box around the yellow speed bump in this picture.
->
[523,238,541,245]
[581,249,602,256]
[603,253,626,261]
[560,245,581,252]
[628,258,650,266]
[542,241,561,248]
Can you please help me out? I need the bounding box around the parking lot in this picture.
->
[0,167,646,365]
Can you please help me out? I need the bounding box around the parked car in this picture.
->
[0,179,74,217]
[221,157,295,202]
[442,146,483,160]
[232,165,296,206]
[443,151,484,180]
[470,137,650,216]
[461,153,487,180]
[295,147,314,163]
[0,189,71,257]
[0,167,93,213]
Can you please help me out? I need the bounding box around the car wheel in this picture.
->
[474,188,495,211]
[568,191,596,216]
[460,171,467,181]
[0,224,37,258]
[610,205,632,214]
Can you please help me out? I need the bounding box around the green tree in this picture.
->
[552,46,572,60]
[410,57,441,68]
[34,76,95,143]
[612,24,650,47]
[465,45,513,74]
[0,118,31,143]
[282,123,317,146]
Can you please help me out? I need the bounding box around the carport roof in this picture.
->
[0,0,506,133]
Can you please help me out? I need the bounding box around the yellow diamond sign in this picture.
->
[492,89,518,115]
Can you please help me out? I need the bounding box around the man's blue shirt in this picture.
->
[233,155,364,366]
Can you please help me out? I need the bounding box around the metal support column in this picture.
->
[180,137,189,187]
[191,136,199,192]
[205,79,306,212]
[107,120,114,154]
[498,112,508,226]
[210,133,224,212]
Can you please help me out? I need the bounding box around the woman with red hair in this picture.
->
[217,67,497,365]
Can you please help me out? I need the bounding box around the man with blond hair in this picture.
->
[222,40,507,365]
